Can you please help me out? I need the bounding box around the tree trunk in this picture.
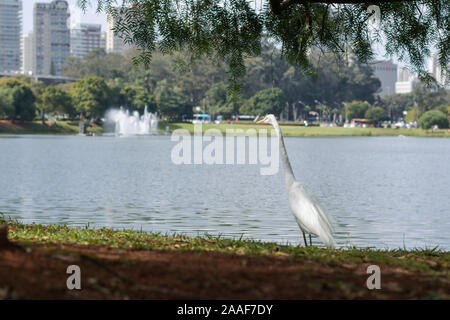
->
[0,225,9,248]
[292,102,297,122]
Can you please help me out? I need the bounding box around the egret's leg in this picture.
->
[309,234,312,246]
[302,230,308,246]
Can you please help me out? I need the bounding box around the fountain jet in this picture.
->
[106,106,158,136]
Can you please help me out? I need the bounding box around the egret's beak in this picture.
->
[256,117,267,124]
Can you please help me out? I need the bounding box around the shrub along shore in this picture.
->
[0,120,449,137]
[0,216,448,299]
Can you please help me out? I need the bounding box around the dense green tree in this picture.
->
[331,108,339,123]
[434,104,450,116]
[205,82,239,117]
[120,86,156,113]
[206,83,228,110]
[315,104,330,121]
[344,101,369,120]
[240,88,286,116]
[0,78,36,121]
[365,107,389,123]
[418,110,449,129]
[62,40,383,121]
[376,93,413,120]
[276,52,380,120]
[64,49,128,81]
[0,88,14,119]
[412,84,450,112]
[70,76,111,119]
[39,86,75,122]
[154,80,193,121]
[405,108,421,122]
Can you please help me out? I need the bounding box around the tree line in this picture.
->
[0,46,449,129]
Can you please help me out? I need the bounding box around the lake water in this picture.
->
[0,134,449,250]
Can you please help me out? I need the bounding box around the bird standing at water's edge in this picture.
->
[257,115,336,249]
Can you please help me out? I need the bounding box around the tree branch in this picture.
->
[270,0,412,15]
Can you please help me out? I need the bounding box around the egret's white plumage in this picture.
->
[258,114,336,249]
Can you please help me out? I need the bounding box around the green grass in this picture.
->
[164,122,450,137]
[1,120,448,137]
[1,215,448,275]
[0,120,102,135]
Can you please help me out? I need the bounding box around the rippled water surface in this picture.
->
[0,134,449,250]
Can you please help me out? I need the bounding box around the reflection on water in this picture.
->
[0,134,449,250]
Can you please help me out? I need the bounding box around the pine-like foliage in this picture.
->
[79,0,449,91]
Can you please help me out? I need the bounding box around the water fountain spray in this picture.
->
[106,106,158,136]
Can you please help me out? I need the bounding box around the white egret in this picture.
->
[257,114,335,249]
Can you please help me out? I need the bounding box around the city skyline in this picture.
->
[23,0,107,35]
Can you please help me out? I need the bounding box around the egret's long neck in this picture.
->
[272,121,296,188]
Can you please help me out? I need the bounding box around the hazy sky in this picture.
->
[23,0,108,34]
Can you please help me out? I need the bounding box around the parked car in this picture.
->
[394,121,406,128]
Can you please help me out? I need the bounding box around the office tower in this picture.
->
[372,59,398,97]
[0,0,22,73]
[70,23,102,58]
[34,0,70,76]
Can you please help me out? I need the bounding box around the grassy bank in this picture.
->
[1,120,449,137]
[2,216,448,276]
[0,120,102,135]
[0,216,448,299]
[165,122,450,137]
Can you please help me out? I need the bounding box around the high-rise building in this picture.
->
[395,78,418,94]
[0,0,22,73]
[100,32,106,52]
[431,53,449,89]
[372,59,398,97]
[395,67,417,94]
[106,12,130,54]
[34,0,70,76]
[70,23,102,58]
[398,67,409,82]
[21,32,34,75]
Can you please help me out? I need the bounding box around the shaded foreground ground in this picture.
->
[0,218,448,299]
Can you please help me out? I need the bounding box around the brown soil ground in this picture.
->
[1,242,448,299]
[0,120,25,130]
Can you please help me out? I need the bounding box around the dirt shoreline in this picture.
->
[1,241,448,299]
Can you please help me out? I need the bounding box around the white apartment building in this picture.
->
[21,32,34,75]
[395,78,418,94]
[100,32,106,51]
[0,0,22,73]
[394,67,418,94]
[34,0,70,76]
[431,53,449,89]
[106,12,130,54]
[70,23,103,58]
